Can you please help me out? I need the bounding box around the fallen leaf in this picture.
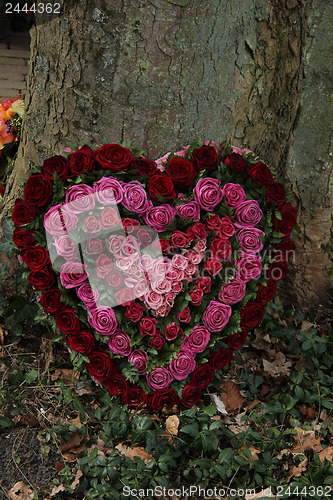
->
[263,352,292,377]
[210,394,228,414]
[220,381,243,412]
[224,411,249,434]
[8,481,34,500]
[51,368,79,383]
[59,431,82,453]
[319,447,333,464]
[50,484,66,497]
[245,487,276,499]
[240,444,261,461]
[252,328,271,350]
[301,320,315,332]
[70,469,83,490]
[115,443,153,463]
[246,399,261,411]
[166,415,179,436]
[291,427,323,454]
[286,457,308,482]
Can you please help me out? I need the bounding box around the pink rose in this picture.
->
[96,254,114,278]
[54,235,77,259]
[108,234,125,257]
[169,351,196,380]
[147,367,173,390]
[203,301,232,333]
[60,261,87,288]
[193,178,223,211]
[182,326,210,354]
[106,269,124,288]
[114,288,135,305]
[150,277,172,294]
[221,183,246,208]
[94,177,124,204]
[100,207,121,229]
[44,204,78,236]
[143,290,164,310]
[88,306,117,335]
[218,279,246,305]
[122,181,153,214]
[85,215,101,233]
[65,184,95,213]
[129,349,148,374]
[234,200,263,227]
[236,228,264,253]
[108,330,132,356]
[85,237,105,255]
[143,204,176,232]
[171,254,188,271]
[176,201,201,221]
[76,283,99,308]
[235,253,262,282]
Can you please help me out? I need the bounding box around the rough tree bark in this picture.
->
[1,0,332,307]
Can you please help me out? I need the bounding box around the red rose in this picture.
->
[273,203,297,235]
[247,162,273,185]
[28,265,55,290]
[266,181,286,206]
[135,227,155,246]
[159,239,170,254]
[148,173,176,201]
[122,386,147,408]
[191,363,215,389]
[205,214,222,232]
[226,327,248,350]
[210,237,232,260]
[94,143,132,172]
[268,261,288,281]
[55,304,80,334]
[194,276,211,293]
[130,158,157,177]
[107,374,129,396]
[209,348,233,370]
[170,231,191,250]
[219,216,235,238]
[180,385,202,408]
[12,229,35,248]
[165,323,183,341]
[0,187,4,197]
[12,199,38,227]
[121,218,140,232]
[41,155,70,181]
[23,174,53,207]
[189,288,203,306]
[240,302,265,328]
[148,334,165,350]
[148,388,180,411]
[256,280,277,303]
[192,145,219,170]
[204,257,223,277]
[187,223,207,240]
[39,288,61,314]
[125,302,145,322]
[68,145,98,175]
[224,153,246,173]
[139,317,157,337]
[177,305,191,323]
[86,349,115,381]
[165,157,197,188]
[66,330,96,354]
[22,245,50,271]
[274,235,295,261]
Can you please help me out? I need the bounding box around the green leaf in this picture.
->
[24,369,39,384]
[0,416,15,428]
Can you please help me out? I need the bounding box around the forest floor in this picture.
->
[0,254,332,500]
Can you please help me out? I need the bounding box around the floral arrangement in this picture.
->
[11,140,297,410]
[0,96,25,198]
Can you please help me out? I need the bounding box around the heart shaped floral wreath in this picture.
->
[12,140,297,411]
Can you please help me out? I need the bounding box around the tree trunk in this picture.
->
[1,0,332,306]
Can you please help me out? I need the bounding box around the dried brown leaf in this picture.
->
[50,484,66,497]
[262,352,292,377]
[240,445,261,461]
[70,469,83,490]
[252,328,271,350]
[319,447,333,464]
[291,427,323,454]
[286,457,308,482]
[51,368,79,383]
[59,431,82,453]
[166,415,179,436]
[8,481,34,500]
[220,381,243,412]
[115,443,153,463]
